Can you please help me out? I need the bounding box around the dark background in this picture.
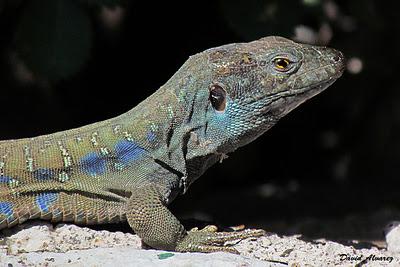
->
[1,0,399,243]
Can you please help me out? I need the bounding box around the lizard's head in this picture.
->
[176,36,345,156]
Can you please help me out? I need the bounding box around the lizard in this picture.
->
[0,36,345,253]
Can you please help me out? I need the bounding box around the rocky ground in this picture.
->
[1,222,399,267]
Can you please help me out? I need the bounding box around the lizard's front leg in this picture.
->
[126,185,265,253]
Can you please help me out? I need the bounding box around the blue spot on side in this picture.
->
[0,202,13,217]
[33,168,55,180]
[115,140,146,165]
[146,131,156,142]
[36,193,58,213]
[80,152,107,176]
[0,176,13,183]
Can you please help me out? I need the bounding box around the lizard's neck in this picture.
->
[117,55,217,192]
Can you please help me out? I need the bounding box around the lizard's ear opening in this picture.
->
[209,84,227,112]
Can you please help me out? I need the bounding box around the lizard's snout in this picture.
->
[323,47,346,76]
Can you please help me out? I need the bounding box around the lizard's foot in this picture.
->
[176,226,265,253]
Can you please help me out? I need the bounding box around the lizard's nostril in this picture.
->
[333,55,341,62]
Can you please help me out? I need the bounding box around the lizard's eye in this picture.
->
[273,57,292,72]
[209,84,227,112]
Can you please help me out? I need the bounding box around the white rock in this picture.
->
[385,221,400,253]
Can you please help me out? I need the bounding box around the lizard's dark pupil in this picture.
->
[209,85,227,112]
[276,59,288,68]
[273,57,291,71]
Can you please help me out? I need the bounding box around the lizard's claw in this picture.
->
[175,227,265,253]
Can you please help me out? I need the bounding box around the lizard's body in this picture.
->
[0,36,344,252]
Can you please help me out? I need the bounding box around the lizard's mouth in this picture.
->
[293,76,339,98]
[257,71,344,121]
[274,67,345,100]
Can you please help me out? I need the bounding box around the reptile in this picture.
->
[0,36,344,253]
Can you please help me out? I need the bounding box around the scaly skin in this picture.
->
[0,36,345,253]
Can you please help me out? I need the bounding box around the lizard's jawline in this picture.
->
[261,77,338,115]
[270,76,339,109]
[286,77,338,99]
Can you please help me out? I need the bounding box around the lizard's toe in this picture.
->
[176,227,265,253]
[188,224,218,233]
